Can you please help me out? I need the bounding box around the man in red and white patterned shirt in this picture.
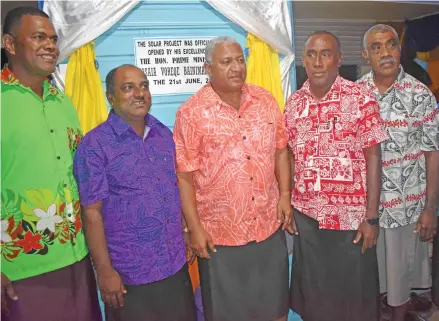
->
[284,31,387,321]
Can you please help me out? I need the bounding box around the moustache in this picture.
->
[379,57,396,66]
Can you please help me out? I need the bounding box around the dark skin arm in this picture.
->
[416,150,439,241]
[177,172,216,259]
[82,202,126,308]
[354,143,381,253]
[275,147,292,230]
[182,215,196,264]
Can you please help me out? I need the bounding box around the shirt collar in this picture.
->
[364,65,405,94]
[1,65,60,99]
[201,83,254,110]
[108,109,153,138]
[301,74,343,101]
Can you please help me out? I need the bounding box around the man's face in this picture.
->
[3,15,59,76]
[363,31,400,79]
[107,65,151,121]
[205,42,246,91]
[303,34,342,90]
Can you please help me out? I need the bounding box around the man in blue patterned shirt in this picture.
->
[73,64,196,321]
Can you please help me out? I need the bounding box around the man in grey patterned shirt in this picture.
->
[358,24,439,321]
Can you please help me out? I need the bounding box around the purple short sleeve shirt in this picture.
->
[73,111,186,285]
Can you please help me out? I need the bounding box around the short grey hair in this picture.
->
[363,24,399,50]
[205,36,239,64]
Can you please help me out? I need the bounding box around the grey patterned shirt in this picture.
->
[357,67,439,228]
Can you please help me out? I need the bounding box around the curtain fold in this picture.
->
[44,0,141,89]
[205,0,295,102]
[246,33,285,111]
[64,42,108,134]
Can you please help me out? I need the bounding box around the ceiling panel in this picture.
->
[293,1,439,21]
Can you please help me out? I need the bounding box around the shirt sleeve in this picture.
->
[173,109,202,172]
[73,135,109,206]
[420,93,439,152]
[272,97,288,149]
[283,96,295,150]
[356,93,388,148]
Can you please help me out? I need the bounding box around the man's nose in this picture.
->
[313,56,323,68]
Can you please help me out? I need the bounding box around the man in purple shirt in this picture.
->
[73,64,196,321]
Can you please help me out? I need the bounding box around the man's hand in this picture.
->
[277,193,292,230]
[354,221,379,253]
[286,212,299,235]
[97,269,126,308]
[189,223,216,259]
[415,208,438,242]
[1,273,18,314]
[184,231,196,264]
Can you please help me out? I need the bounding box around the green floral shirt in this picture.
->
[1,66,88,281]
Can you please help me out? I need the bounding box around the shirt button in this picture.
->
[63,184,67,187]
[168,240,172,244]
[166,219,170,224]
[157,177,161,181]
[238,115,241,118]
[57,156,61,160]
[250,177,254,181]
[247,156,250,160]
[253,217,257,220]
[50,129,54,133]
[252,196,255,201]
[243,136,246,140]
[163,197,166,201]
[149,157,153,161]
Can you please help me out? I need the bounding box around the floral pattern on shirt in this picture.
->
[1,184,82,262]
[1,66,84,264]
[67,127,83,155]
[357,67,439,228]
[284,76,388,230]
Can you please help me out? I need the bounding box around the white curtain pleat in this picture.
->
[43,0,141,89]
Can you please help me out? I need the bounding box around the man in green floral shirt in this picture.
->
[1,7,101,321]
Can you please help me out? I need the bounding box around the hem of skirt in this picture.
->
[387,297,411,307]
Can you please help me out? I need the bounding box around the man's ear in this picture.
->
[337,52,343,68]
[106,92,114,106]
[204,62,212,78]
[3,34,16,56]
[362,50,369,64]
